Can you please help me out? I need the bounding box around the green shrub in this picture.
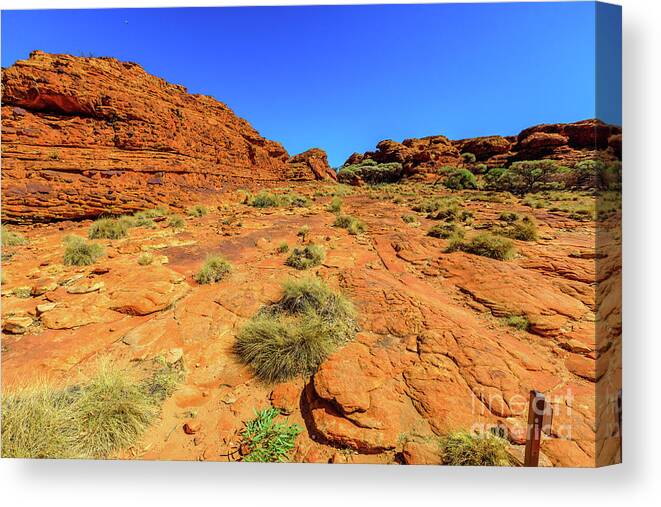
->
[187,205,208,217]
[498,211,520,223]
[285,244,325,270]
[277,242,289,254]
[447,233,515,260]
[444,169,478,190]
[88,218,128,240]
[137,253,154,266]
[327,196,342,213]
[250,191,286,208]
[439,431,512,466]
[131,212,155,228]
[63,236,104,266]
[505,315,529,331]
[235,276,357,382]
[240,408,302,462]
[337,160,403,185]
[297,225,310,240]
[495,215,538,241]
[1,361,180,459]
[168,214,185,230]
[401,214,418,224]
[1,225,27,247]
[194,256,232,284]
[288,194,311,208]
[461,152,477,164]
[333,215,366,235]
[428,223,465,239]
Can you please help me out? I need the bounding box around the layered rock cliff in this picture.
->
[345,119,622,176]
[1,51,334,223]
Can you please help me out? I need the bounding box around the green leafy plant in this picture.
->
[63,236,104,266]
[239,407,302,462]
[337,160,403,185]
[88,218,129,240]
[194,255,232,284]
[277,242,289,254]
[285,244,325,270]
[235,276,357,383]
[444,169,478,190]
[504,315,529,331]
[495,214,538,241]
[439,431,512,466]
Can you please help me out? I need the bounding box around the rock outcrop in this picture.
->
[344,119,622,174]
[1,51,334,223]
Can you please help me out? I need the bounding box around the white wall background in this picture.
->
[1,0,658,505]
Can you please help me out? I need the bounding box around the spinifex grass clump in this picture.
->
[137,253,154,266]
[187,204,208,217]
[333,214,366,235]
[428,222,465,239]
[505,315,530,331]
[327,196,342,213]
[250,191,289,208]
[235,276,358,383]
[194,255,232,284]
[495,213,538,241]
[239,407,302,462]
[447,233,515,260]
[168,214,185,230]
[88,217,129,240]
[1,225,28,247]
[439,431,512,466]
[63,236,104,266]
[1,360,182,459]
[285,244,325,270]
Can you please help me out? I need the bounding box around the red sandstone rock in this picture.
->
[1,51,334,223]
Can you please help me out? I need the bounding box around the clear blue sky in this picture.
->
[1,3,621,167]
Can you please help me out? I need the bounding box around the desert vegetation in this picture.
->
[235,276,357,383]
[194,256,232,284]
[439,431,512,466]
[1,360,183,459]
[63,236,104,266]
[239,407,302,462]
[285,244,325,270]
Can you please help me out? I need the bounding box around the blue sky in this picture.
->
[1,3,621,167]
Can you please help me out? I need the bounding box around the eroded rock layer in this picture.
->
[1,51,334,223]
[346,119,622,175]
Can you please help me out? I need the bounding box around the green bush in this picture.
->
[461,152,477,164]
[187,205,208,217]
[439,431,512,466]
[194,256,232,284]
[235,276,357,383]
[297,225,310,240]
[168,214,185,230]
[447,233,515,260]
[137,253,154,266]
[327,196,342,213]
[285,244,325,270]
[288,193,311,208]
[495,214,538,241]
[250,191,287,208]
[444,169,478,190]
[240,408,302,462]
[333,215,366,235]
[1,360,181,459]
[401,214,418,224]
[428,222,465,239]
[63,236,104,266]
[505,315,529,331]
[337,160,403,185]
[1,225,27,247]
[88,218,129,240]
[277,242,289,254]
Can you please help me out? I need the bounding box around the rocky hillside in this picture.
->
[344,119,622,178]
[1,51,335,223]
